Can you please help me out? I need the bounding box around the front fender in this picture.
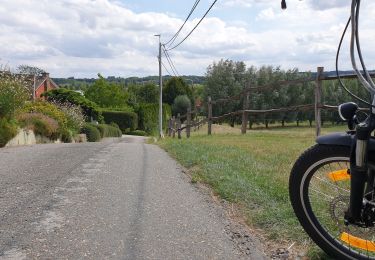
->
[316,132,375,152]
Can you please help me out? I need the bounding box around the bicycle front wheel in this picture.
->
[290,144,375,260]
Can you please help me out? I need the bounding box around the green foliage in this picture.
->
[42,88,102,122]
[101,110,138,133]
[60,129,73,143]
[81,123,101,142]
[17,113,59,139]
[172,95,191,116]
[50,101,85,134]
[53,75,205,91]
[85,74,129,108]
[126,130,147,136]
[163,77,192,105]
[127,83,159,105]
[0,118,18,147]
[0,73,30,118]
[21,101,68,134]
[137,103,171,134]
[94,124,122,138]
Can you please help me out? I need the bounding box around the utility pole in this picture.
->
[155,34,164,138]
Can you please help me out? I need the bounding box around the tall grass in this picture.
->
[159,124,347,257]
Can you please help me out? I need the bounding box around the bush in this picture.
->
[0,118,18,147]
[42,88,103,122]
[50,101,85,134]
[0,72,30,118]
[17,113,59,139]
[137,103,171,135]
[80,123,101,142]
[60,129,73,143]
[101,110,138,133]
[21,101,68,135]
[94,124,122,138]
[172,95,191,116]
[126,130,147,136]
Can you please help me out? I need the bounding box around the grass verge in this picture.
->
[158,124,346,259]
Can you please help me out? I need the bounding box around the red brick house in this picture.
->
[0,71,59,100]
[30,72,59,100]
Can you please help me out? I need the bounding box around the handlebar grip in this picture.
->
[281,0,287,9]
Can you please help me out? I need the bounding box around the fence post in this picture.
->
[172,116,176,138]
[167,118,172,137]
[186,106,191,138]
[241,90,250,134]
[315,67,324,137]
[177,113,182,139]
[208,96,212,135]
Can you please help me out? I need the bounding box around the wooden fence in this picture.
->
[167,67,372,139]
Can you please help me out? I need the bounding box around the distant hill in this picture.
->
[52,75,206,90]
[52,70,375,90]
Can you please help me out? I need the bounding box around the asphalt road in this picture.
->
[0,136,267,259]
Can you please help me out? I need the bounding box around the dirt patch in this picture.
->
[180,166,309,259]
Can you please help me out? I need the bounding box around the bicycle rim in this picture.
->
[303,157,375,259]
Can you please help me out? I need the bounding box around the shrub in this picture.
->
[42,88,103,122]
[21,101,68,134]
[80,123,101,142]
[94,124,122,138]
[0,118,18,147]
[172,95,191,116]
[137,103,171,134]
[0,72,30,118]
[60,129,73,143]
[126,130,147,136]
[50,101,85,134]
[101,110,138,133]
[17,113,59,139]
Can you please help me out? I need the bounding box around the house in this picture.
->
[29,72,59,100]
[0,71,59,100]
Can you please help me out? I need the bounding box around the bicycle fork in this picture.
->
[345,118,374,225]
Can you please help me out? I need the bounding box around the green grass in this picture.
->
[159,123,347,257]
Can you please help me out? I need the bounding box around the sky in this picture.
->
[1,0,375,78]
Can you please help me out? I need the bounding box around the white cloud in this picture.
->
[308,0,348,10]
[222,0,253,8]
[0,0,375,78]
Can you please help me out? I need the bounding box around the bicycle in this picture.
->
[287,0,375,259]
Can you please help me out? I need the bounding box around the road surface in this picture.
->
[0,136,266,259]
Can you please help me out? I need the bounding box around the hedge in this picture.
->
[137,103,171,135]
[126,130,147,136]
[80,123,101,142]
[94,124,122,138]
[101,110,138,133]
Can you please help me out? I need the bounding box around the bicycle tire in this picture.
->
[290,144,375,260]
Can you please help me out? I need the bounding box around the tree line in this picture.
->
[203,59,370,127]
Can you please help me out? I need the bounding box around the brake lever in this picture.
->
[281,0,287,9]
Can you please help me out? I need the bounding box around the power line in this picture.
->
[161,60,173,76]
[162,46,180,76]
[164,0,201,47]
[166,0,218,51]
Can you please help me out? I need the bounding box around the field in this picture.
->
[159,123,347,258]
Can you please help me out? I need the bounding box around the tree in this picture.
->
[127,83,159,104]
[163,77,192,105]
[172,95,191,116]
[85,74,129,108]
[204,59,249,118]
[17,65,46,76]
